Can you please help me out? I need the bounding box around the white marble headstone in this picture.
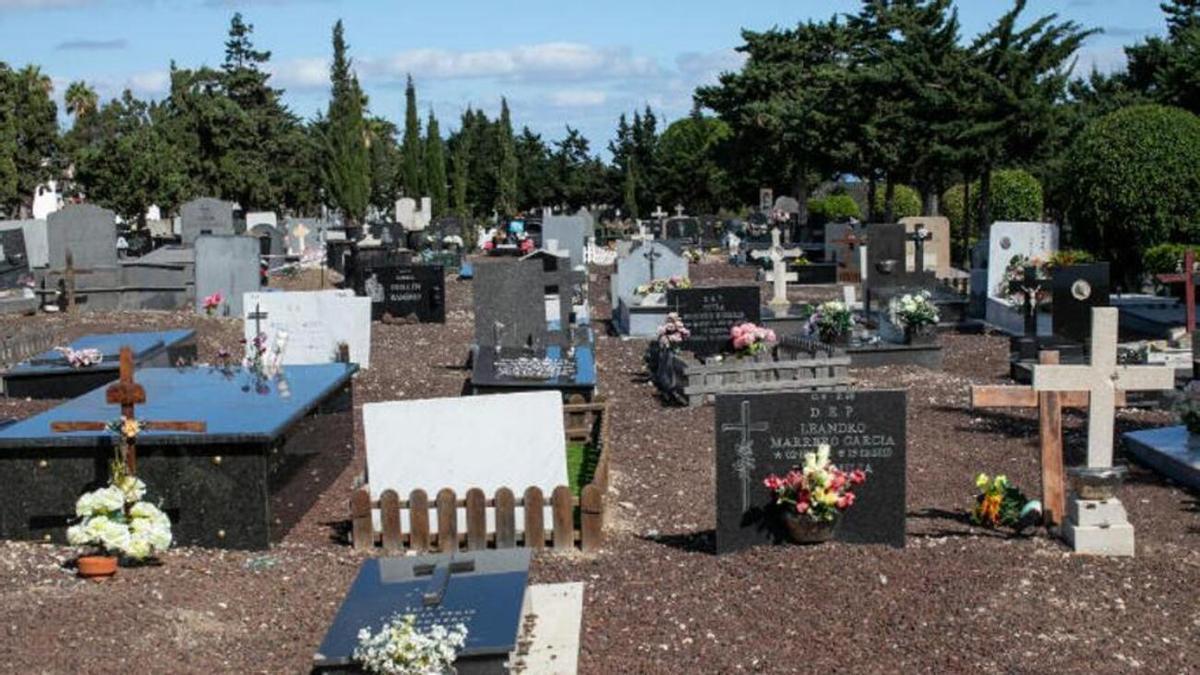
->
[985,222,1059,302]
[363,392,569,532]
[242,290,372,369]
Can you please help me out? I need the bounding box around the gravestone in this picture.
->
[194,235,259,317]
[667,286,761,358]
[181,197,237,246]
[0,219,47,269]
[899,216,952,278]
[362,264,445,323]
[824,222,865,282]
[474,261,550,351]
[1051,263,1111,344]
[0,228,30,288]
[663,217,701,244]
[363,392,568,532]
[249,224,285,270]
[243,290,372,369]
[542,215,589,268]
[313,551,530,674]
[715,390,907,553]
[396,197,432,231]
[283,217,327,258]
[610,241,688,311]
[46,204,117,269]
[986,222,1058,333]
[865,223,936,313]
[246,211,278,230]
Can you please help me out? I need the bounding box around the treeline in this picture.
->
[1,1,1199,247]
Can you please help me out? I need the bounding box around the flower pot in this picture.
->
[77,555,118,580]
[903,325,936,346]
[780,510,839,544]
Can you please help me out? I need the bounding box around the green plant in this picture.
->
[871,184,921,220]
[971,474,1040,530]
[1144,243,1200,276]
[941,169,1044,233]
[1065,105,1200,283]
[807,194,861,225]
[1046,249,1096,269]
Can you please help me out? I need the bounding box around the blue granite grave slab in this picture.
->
[1124,426,1200,491]
[313,551,530,675]
[0,363,357,549]
[3,330,197,399]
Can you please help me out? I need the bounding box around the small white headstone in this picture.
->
[243,290,372,369]
[363,392,569,532]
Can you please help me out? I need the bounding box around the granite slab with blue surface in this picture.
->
[1124,426,1200,491]
[0,363,357,549]
[3,329,197,399]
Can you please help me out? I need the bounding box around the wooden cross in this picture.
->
[750,228,802,310]
[1155,249,1196,334]
[971,351,1128,527]
[50,346,206,474]
[1032,308,1174,469]
[62,250,94,320]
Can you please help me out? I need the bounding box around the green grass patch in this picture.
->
[565,441,601,497]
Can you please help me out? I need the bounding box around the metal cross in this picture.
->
[248,303,268,339]
[50,346,207,474]
[643,244,663,281]
[1032,308,1174,469]
[722,400,769,512]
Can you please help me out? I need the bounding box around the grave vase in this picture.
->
[76,555,118,580]
[903,324,937,346]
[780,510,839,545]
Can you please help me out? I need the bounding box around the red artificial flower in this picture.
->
[850,470,866,485]
[796,501,809,513]
[763,475,783,491]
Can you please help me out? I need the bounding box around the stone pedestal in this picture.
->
[1061,495,1135,557]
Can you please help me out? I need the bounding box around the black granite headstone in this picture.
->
[1052,263,1110,344]
[715,390,907,553]
[667,286,761,358]
[0,228,29,288]
[363,264,446,323]
[866,223,937,312]
[473,261,551,351]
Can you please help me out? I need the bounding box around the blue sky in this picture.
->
[0,0,1166,150]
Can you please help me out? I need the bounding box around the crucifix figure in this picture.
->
[1155,249,1197,334]
[1033,308,1173,470]
[750,228,803,311]
[906,227,932,274]
[722,400,769,512]
[643,244,663,281]
[50,346,207,474]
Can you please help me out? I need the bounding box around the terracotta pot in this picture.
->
[780,511,839,544]
[77,555,118,580]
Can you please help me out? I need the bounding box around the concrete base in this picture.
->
[513,582,584,674]
[1062,495,1135,557]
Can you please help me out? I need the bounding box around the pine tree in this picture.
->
[323,20,370,227]
[495,97,518,214]
[450,127,471,216]
[401,75,423,197]
[424,110,447,217]
[622,158,638,219]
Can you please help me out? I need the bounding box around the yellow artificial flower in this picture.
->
[975,473,990,490]
[120,417,142,440]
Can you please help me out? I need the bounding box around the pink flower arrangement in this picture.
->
[202,292,224,316]
[656,313,691,350]
[55,346,103,368]
[730,322,776,356]
[764,445,867,522]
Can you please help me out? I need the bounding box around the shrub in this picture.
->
[871,184,921,220]
[941,169,1043,233]
[806,194,861,225]
[1065,104,1200,282]
[1143,243,1200,276]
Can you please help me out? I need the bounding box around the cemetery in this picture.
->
[6,1,1200,672]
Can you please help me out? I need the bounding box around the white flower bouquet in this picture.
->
[66,473,172,561]
[889,291,939,330]
[354,614,468,675]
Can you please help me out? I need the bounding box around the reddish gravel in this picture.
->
[0,261,1197,674]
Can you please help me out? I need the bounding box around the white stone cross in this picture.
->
[1032,307,1174,468]
[674,204,685,217]
[650,206,667,220]
[750,228,803,309]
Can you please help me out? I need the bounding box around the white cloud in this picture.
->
[125,69,168,95]
[269,57,329,90]
[356,42,660,83]
[548,89,607,108]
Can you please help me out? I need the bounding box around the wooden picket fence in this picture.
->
[351,396,612,553]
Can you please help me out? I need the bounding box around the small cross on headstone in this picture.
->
[906,227,932,274]
[50,346,207,474]
[416,555,476,607]
[643,244,663,281]
[721,400,769,512]
[248,303,268,339]
[650,206,667,221]
[674,204,685,217]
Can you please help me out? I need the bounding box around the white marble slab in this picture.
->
[243,290,371,369]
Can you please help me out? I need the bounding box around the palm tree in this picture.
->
[64,81,98,119]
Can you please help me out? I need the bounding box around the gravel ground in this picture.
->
[0,261,1198,674]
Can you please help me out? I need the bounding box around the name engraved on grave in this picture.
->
[669,287,760,357]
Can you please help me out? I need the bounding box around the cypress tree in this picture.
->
[496,97,518,214]
[424,109,447,217]
[324,20,370,227]
[401,75,423,197]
